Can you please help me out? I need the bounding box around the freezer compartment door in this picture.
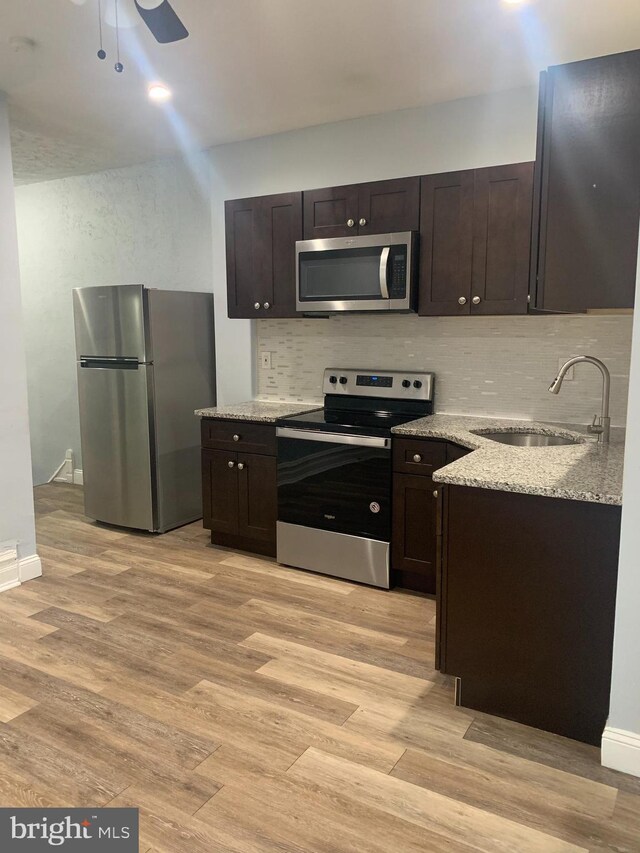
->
[73,284,148,361]
[77,362,155,530]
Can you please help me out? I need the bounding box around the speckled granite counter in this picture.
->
[195,401,320,423]
[391,414,624,505]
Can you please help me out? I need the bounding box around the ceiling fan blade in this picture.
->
[134,0,189,43]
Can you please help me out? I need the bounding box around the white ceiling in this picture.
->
[1,0,639,184]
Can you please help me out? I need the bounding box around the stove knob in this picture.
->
[329,375,337,384]
[413,380,423,389]
[402,379,411,388]
[339,376,348,385]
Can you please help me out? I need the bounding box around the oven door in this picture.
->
[277,428,391,540]
[296,232,413,312]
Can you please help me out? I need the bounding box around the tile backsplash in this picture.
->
[257,314,633,426]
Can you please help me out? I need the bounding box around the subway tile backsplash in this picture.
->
[256,314,633,426]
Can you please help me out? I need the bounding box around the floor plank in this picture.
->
[288,748,588,853]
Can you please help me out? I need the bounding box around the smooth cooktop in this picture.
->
[277,407,423,437]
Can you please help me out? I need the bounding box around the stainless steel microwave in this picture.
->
[296,231,416,313]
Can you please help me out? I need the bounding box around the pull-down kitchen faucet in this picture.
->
[549,355,611,444]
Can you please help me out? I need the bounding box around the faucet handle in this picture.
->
[588,414,604,435]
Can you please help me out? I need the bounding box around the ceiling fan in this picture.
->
[133,0,188,44]
[71,0,189,44]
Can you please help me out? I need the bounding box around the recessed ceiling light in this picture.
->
[502,0,527,5]
[147,83,172,103]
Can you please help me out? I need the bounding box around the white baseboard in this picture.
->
[602,726,640,778]
[0,551,42,592]
[51,449,79,484]
[73,468,84,485]
[19,554,42,582]
[0,548,20,592]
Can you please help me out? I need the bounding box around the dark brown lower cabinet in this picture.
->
[202,448,240,536]
[237,452,277,547]
[391,439,469,594]
[392,473,439,593]
[201,422,277,557]
[440,485,622,745]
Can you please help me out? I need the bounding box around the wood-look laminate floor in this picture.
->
[0,483,637,851]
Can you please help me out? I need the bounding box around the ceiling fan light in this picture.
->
[147,82,172,102]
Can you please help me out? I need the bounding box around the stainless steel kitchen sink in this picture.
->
[474,431,583,447]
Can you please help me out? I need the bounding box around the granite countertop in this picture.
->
[194,401,321,423]
[391,414,625,505]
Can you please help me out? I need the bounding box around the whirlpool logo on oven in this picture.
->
[0,809,138,850]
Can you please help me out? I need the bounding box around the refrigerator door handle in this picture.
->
[80,357,144,369]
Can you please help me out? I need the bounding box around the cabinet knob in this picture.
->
[472,296,481,305]
[413,454,423,463]
[458,296,467,305]
[227,460,235,468]
[233,434,240,442]
[254,302,260,310]
[263,302,270,310]
[346,218,355,228]
[237,462,245,470]
[433,490,439,499]
[359,218,367,226]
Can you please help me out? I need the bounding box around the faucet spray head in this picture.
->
[548,376,562,394]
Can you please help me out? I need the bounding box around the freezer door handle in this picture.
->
[80,357,141,369]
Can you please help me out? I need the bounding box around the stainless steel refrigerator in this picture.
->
[73,284,215,532]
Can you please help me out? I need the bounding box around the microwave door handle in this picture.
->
[379,247,390,299]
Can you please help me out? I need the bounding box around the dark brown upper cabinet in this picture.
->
[472,163,534,315]
[225,191,302,319]
[418,170,474,316]
[531,50,640,313]
[419,163,533,316]
[303,177,420,239]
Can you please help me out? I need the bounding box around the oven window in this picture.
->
[277,436,391,540]
[299,247,383,301]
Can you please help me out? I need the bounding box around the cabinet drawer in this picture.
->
[393,438,447,475]
[201,419,277,455]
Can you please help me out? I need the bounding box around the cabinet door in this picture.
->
[225,192,302,319]
[357,177,420,235]
[418,171,474,316]
[258,192,302,318]
[471,163,533,315]
[237,453,277,546]
[303,185,359,239]
[534,50,640,311]
[202,449,238,535]
[391,472,439,593]
[225,197,268,319]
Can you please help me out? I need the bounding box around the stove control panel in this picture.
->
[356,375,393,388]
[323,368,434,402]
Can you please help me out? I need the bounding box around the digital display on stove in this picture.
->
[356,374,393,388]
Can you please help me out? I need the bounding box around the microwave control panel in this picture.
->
[389,253,407,298]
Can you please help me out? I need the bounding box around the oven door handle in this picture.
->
[276,427,390,449]
[379,246,390,300]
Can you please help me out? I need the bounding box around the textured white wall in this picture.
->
[0,94,37,560]
[15,156,212,485]
[208,85,540,405]
[257,314,633,425]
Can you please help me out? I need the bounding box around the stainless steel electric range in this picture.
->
[276,367,435,588]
